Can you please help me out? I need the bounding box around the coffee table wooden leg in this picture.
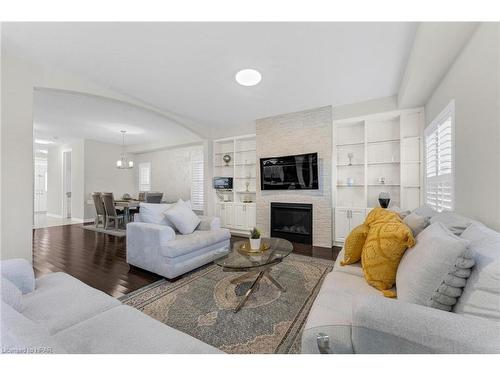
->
[234,271,265,313]
[265,271,286,292]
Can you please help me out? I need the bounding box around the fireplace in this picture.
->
[270,202,313,244]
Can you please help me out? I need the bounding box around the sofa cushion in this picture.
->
[403,212,429,237]
[334,249,363,277]
[22,272,120,334]
[340,224,369,266]
[160,229,231,258]
[54,305,222,354]
[430,211,472,236]
[164,199,201,235]
[1,301,66,354]
[1,258,36,294]
[138,202,174,227]
[396,222,473,311]
[412,205,437,219]
[454,223,500,321]
[361,208,415,294]
[1,277,23,311]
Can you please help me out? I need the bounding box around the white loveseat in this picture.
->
[301,214,500,354]
[126,210,231,279]
[1,259,222,354]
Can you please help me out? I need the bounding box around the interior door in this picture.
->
[34,157,48,213]
[62,151,72,218]
[334,208,350,243]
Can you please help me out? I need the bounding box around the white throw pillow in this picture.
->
[164,199,201,235]
[396,222,473,311]
[403,212,430,237]
[454,222,500,321]
[1,277,23,312]
[138,202,174,227]
[430,211,472,236]
[412,205,437,219]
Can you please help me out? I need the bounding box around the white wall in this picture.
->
[133,144,203,204]
[83,139,135,219]
[1,44,196,261]
[46,145,63,217]
[333,96,398,121]
[425,23,500,231]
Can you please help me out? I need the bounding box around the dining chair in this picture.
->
[145,192,163,203]
[101,192,125,230]
[91,192,106,228]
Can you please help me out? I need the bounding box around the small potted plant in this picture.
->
[250,227,261,250]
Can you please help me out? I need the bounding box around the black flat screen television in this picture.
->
[260,152,318,190]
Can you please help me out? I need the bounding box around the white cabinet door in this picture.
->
[350,209,366,229]
[215,203,225,227]
[245,204,256,230]
[233,203,246,229]
[335,208,350,243]
[224,203,234,228]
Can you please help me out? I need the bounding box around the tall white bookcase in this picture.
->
[213,134,257,235]
[333,108,424,243]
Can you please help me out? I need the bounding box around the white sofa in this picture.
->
[301,215,500,354]
[127,214,231,279]
[1,259,222,354]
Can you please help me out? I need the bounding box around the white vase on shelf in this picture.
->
[250,238,261,250]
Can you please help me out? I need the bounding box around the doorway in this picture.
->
[63,150,72,219]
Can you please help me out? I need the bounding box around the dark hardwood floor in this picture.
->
[33,224,340,298]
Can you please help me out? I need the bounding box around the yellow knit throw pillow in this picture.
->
[341,224,369,266]
[361,208,416,293]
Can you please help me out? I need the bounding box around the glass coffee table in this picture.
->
[215,237,293,312]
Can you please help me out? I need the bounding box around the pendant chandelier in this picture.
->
[116,130,134,169]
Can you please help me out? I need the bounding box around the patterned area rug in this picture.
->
[120,253,334,353]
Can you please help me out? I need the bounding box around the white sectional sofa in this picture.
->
[301,214,500,354]
[1,259,222,354]
[127,211,231,279]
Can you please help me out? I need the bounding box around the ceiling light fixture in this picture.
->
[116,130,134,169]
[35,139,55,145]
[235,69,262,87]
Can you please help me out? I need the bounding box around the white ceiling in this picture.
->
[33,88,202,147]
[5,22,418,139]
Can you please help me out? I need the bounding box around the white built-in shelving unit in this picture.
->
[333,108,424,243]
[213,134,257,235]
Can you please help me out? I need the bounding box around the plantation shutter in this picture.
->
[139,162,151,192]
[424,102,454,212]
[191,154,204,211]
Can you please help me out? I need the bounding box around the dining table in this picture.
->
[113,200,140,223]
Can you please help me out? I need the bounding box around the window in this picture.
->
[424,101,454,212]
[139,162,151,192]
[190,154,204,211]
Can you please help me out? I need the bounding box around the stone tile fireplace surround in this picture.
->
[255,106,332,248]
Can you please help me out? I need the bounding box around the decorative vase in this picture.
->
[222,154,231,166]
[378,192,390,208]
[347,152,354,166]
[250,238,261,250]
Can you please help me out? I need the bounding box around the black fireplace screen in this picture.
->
[270,202,313,244]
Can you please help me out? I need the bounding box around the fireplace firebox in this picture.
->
[270,202,313,244]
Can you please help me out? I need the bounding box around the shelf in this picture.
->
[234,177,255,179]
[235,148,256,153]
[214,164,234,168]
[214,151,234,155]
[402,136,421,140]
[367,139,400,145]
[336,141,364,147]
[337,163,364,167]
[368,184,400,187]
[368,161,400,165]
[403,185,421,189]
[337,184,364,187]
[236,191,256,194]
